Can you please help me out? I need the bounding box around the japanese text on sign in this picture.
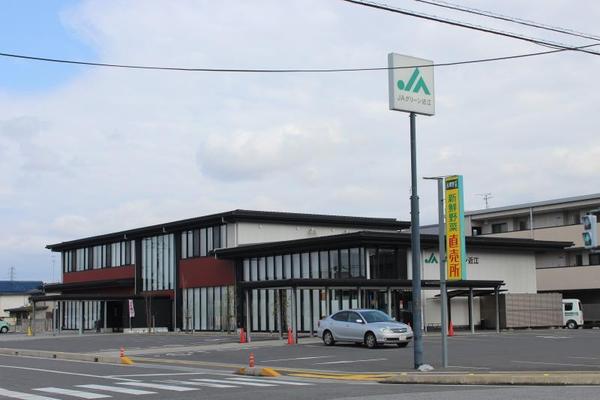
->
[445,175,466,280]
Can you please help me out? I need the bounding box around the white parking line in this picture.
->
[76,385,155,395]
[0,388,61,400]
[192,378,276,387]
[261,356,332,362]
[227,377,313,386]
[512,360,600,368]
[117,382,197,391]
[570,356,599,360]
[33,387,110,399]
[164,379,238,388]
[314,358,387,365]
[447,365,491,370]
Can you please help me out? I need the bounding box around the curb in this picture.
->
[0,348,120,364]
[380,373,600,386]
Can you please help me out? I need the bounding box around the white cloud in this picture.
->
[1,0,600,280]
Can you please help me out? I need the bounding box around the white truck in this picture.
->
[563,299,584,329]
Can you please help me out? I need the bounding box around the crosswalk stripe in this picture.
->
[191,378,276,387]
[33,388,110,399]
[163,380,237,388]
[226,377,313,386]
[76,385,156,395]
[0,388,61,400]
[117,382,197,392]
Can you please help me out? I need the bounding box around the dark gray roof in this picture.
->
[46,209,409,251]
[0,281,43,294]
[466,193,600,216]
[214,231,571,258]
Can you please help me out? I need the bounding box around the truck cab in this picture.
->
[563,299,583,329]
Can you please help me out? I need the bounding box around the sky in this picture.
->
[0,0,599,282]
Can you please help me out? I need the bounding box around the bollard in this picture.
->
[249,352,255,368]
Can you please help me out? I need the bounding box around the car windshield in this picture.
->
[360,310,393,323]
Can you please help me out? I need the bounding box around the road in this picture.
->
[2,355,600,400]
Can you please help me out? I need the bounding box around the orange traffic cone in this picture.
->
[448,321,455,337]
[287,327,295,345]
[249,352,255,368]
[240,328,247,344]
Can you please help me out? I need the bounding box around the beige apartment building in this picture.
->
[463,193,600,324]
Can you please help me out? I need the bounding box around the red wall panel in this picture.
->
[63,265,135,284]
[180,257,235,288]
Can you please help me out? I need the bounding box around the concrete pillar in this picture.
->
[78,301,84,335]
[103,301,108,331]
[357,288,362,309]
[277,289,283,339]
[325,287,330,316]
[387,288,392,316]
[469,288,475,334]
[58,301,63,334]
[495,286,500,333]
[245,290,252,342]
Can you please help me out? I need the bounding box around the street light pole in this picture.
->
[424,176,448,368]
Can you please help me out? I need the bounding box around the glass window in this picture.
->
[332,311,348,321]
[193,229,200,257]
[214,287,222,331]
[275,255,283,279]
[213,225,221,249]
[258,257,266,281]
[340,249,350,279]
[181,232,187,259]
[207,227,214,253]
[251,258,258,281]
[320,251,329,279]
[292,253,301,279]
[266,256,274,280]
[301,253,310,278]
[350,248,361,278]
[310,252,319,279]
[283,254,292,279]
[590,253,600,266]
[220,224,227,249]
[347,311,362,323]
[329,251,339,279]
[200,228,207,256]
[243,259,250,281]
[187,231,193,258]
[360,310,393,323]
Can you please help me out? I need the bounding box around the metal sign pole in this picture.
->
[409,112,423,369]
[437,178,449,368]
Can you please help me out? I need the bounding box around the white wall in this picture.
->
[235,222,394,246]
[0,294,29,318]
[408,249,537,327]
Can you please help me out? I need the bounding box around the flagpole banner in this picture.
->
[445,175,466,280]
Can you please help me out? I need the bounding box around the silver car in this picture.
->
[317,309,413,349]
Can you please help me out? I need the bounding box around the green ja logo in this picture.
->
[424,253,438,264]
[397,68,431,95]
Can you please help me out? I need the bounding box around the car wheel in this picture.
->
[397,342,408,348]
[0,327,7,333]
[566,320,578,329]
[323,330,335,346]
[365,332,378,349]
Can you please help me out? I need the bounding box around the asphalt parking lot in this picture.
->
[2,329,600,373]
[136,329,600,372]
[0,332,252,353]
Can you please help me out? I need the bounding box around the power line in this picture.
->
[341,0,600,56]
[412,0,600,42]
[0,43,598,74]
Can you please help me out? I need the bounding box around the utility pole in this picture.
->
[8,266,15,281]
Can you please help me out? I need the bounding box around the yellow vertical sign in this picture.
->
[445,175,466,280]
